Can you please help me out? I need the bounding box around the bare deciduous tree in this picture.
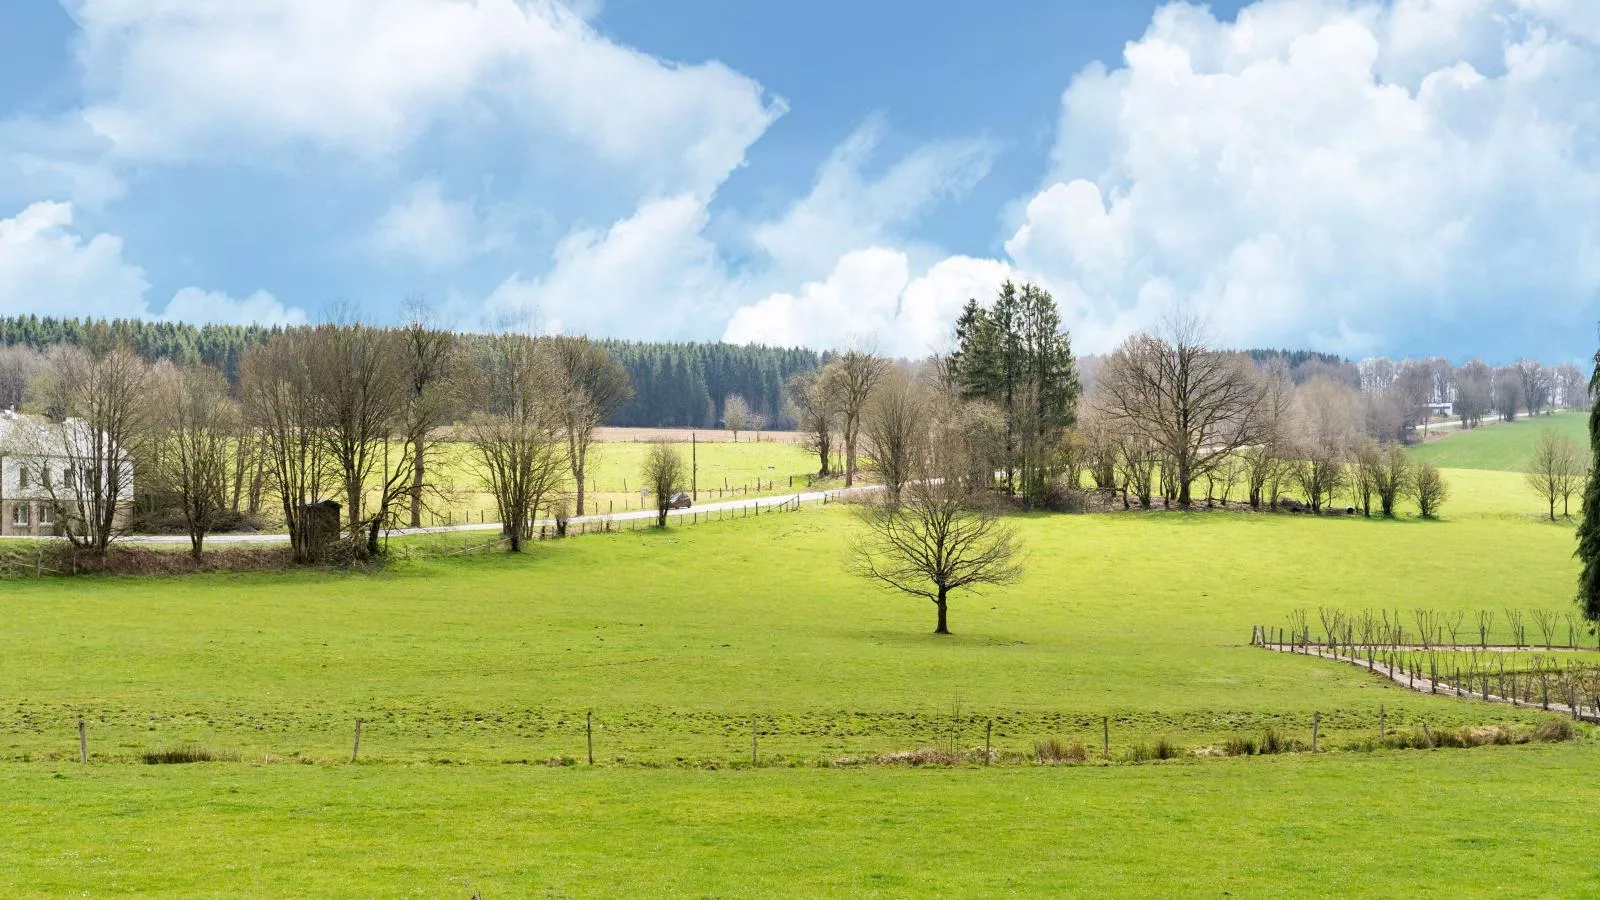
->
[1097,314,1267,508]
[849,478,1024,635]
[307,324,413,557]
[1290,377,1358,512]
[400,298,461,528]
[722,394,764,442]
[1410,460,1449,519]
[642,442,686,528]
[862,367,929,503]
[785,371,838,477]
[150,364,239,559]
[462,332,568,552]
[1369,443,1413,519]
[242,332,328,563]
[548,337,633,518]
[1526,428,1585,520]
[22,345,149,553]
[0,344,45,411]
[824,348,887,488]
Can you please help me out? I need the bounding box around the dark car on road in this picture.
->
[668,492,693,509]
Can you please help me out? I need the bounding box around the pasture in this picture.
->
[1412,410,1587,472]
[4,416,1597,895]
[415,435,823,524]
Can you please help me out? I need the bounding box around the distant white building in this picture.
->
[0,408,134,537]
[1425,401,1453,418]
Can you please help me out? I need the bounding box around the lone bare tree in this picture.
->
[824,348,887,487]
[722,394,764,442]
[1526,428,1585,520]
[548,337,633,518]
[1097,315,1266,508]
[643,442,686,527]
[462,332,568,552]
[150,364,239,559]
[850,478,1024,635]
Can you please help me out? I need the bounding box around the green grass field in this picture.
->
[5,421,1598,895]
[1411,410,1587,472]
[419,438,825,523]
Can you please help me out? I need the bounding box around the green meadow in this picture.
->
[3,418,1597,896]
[1411,410,1587,472]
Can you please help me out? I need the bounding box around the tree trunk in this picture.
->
[409,443,425,528]
[367,518,381,557]
[574,457,587,518]
[934,590,950,635]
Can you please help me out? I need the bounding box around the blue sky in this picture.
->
[0,0,1596,362]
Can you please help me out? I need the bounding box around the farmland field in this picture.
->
[1412,410,1587,472]
[4,421,1598,895]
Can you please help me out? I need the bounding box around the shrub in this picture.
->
[1259,728,1288,755]
[142,746,230,765]
[1532,719,1577,743]
[1034,737,1086,763]
[1153,738,1183,760]
[1223,736,1257,756]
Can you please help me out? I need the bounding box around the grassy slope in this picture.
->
[1411,410,1587,472]
[6,747,1598,897]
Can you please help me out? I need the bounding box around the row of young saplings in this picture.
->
[1266,635,1600,721]
[1259,607,1600,652]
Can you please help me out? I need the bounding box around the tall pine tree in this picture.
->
[1577,346,1600,622]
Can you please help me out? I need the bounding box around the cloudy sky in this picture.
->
[1,0,1597,361]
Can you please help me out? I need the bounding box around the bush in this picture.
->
[1532,719,1577,743]
[1223,736,1257,757]
[142,746,233,765]
[1030,477,1087,514]
[1034,737,1087,763]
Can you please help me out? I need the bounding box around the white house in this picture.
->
[0,408,135,537]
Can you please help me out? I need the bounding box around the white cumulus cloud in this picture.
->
[66,0,782,196]
[724,0,1600,359]
[0,201,305,326]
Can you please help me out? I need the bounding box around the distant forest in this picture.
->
[0,315,820,429]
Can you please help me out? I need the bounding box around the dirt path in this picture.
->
[1257,641,1600,723]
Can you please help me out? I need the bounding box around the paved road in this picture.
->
[55,484,884,546]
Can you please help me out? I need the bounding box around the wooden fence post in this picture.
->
[751,718,758,767]
[1311,711,1320,753]
[587,710,594,765]
[985,720,992,765]
[1102,717,1110,761]
[351,718,362,763]
[77,718,87,764]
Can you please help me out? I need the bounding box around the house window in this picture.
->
[41,466,51,489]
[38,504,53,526]
[17,467,29,489]
[11,504,28,528]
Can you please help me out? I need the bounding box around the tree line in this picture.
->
[1,309,637,561]
[0,315,818,429]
